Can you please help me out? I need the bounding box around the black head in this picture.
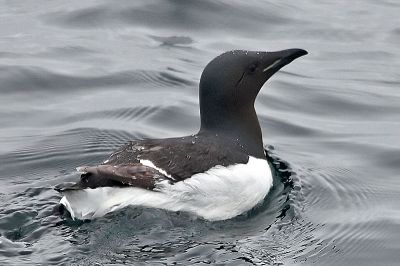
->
[198,49,307,158]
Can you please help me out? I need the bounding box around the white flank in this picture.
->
[60,157,273,221]
[263,59,281,72]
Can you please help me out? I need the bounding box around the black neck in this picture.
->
[198,103,265,158]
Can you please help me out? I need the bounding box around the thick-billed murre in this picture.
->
[56,49,308,220]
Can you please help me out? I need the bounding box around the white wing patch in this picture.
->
[59,157,273,221]
[139,159,175,180]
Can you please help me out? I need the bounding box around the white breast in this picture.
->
[60,156,273,221]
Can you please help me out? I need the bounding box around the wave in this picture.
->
[0,66,194,94]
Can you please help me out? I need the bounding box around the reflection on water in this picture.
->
[1,0,400,265]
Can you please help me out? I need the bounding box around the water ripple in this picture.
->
[0,66,194,94]
[42,0,294,34]
[56,106,161,125]
[1,0,400,264]
[0,128,136,180]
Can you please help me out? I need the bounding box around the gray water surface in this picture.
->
[1,0,400,265]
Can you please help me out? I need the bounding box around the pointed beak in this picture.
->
[280,48,308,61]
[262,48,308,73]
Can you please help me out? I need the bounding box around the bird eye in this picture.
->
[248,63,258,73]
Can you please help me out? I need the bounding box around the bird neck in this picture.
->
[198,104,265,158]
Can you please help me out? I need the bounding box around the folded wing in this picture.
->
[56,163,172,192]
